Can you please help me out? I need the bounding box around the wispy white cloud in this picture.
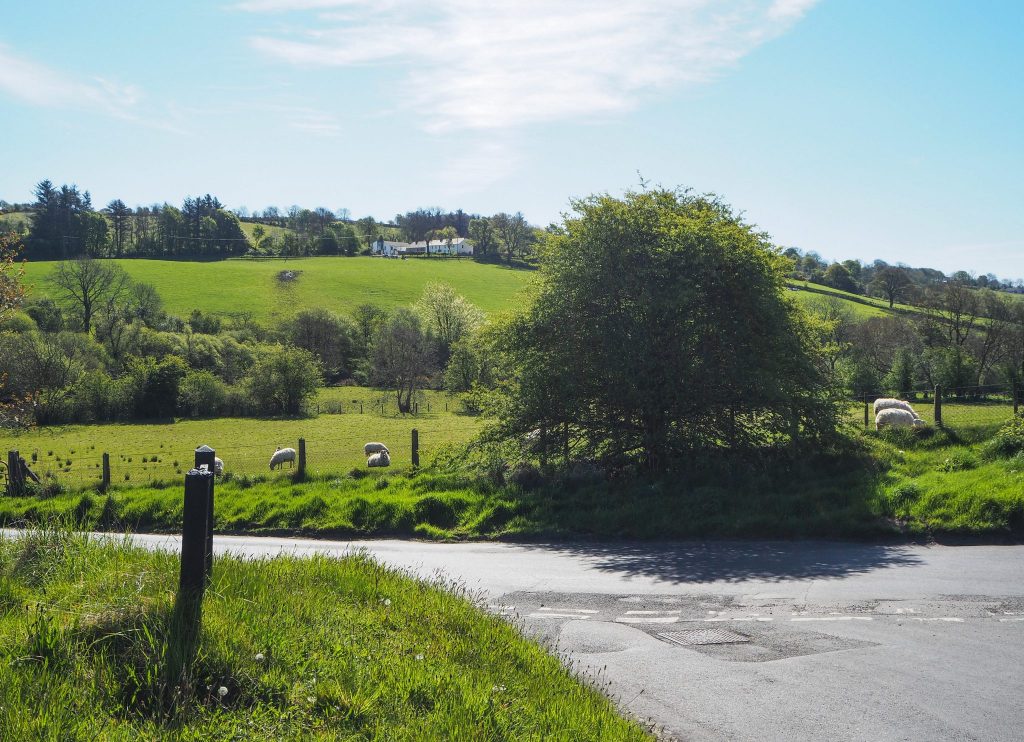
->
[238,0,819,133]
[0,43,141,118]
[289,110,344,136]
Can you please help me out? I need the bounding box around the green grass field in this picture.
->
[0,211,31,231]
[20,257,534,323]
[0,527,650,739]
[785,280,918,319]
[0,399,480,489]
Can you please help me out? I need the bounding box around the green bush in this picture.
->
[939,450,978,472]
[984,416,1024,459]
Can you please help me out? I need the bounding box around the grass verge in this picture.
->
[2,418,1023,541]
[0,525,651,739]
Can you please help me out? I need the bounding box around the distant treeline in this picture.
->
[786,247,1024,299]
[0,183,538,263]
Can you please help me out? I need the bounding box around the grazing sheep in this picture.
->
[214,457,224,476]
[363,442,390,456]
[873,398,920,418]
[269,447,297,470]
[367,450,391,467]
[875,408,925,431]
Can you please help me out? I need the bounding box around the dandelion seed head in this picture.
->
[218,686,228,698]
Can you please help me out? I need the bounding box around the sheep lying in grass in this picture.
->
[214,457,224,476]
[873,398,920,418]
[367,450,391,467]
[269,447,296,470]
[363,442,389,456]
[875,408,925,431]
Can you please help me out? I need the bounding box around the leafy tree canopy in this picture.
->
[491,188,837,472]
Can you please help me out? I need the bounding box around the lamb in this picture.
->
[367,450,391,467]
[873,398,920,418]
[269,447,297,470]
[214,457,224,476]
[363,442,390,456]
[875,408,925,430]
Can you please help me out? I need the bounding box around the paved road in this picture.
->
[81,535,1024,740]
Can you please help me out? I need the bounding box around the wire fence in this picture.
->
[3,428,445,493]
[850,384,1019,430]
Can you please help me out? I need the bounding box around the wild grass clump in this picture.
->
[0,526,650,739]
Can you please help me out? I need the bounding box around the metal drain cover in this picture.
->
[658,629,750,646]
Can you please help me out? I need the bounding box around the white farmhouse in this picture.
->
[372,237,474,257]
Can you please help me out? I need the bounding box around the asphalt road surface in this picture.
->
[65,534,1024,740]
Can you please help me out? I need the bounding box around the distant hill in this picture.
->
[20,256,534,322]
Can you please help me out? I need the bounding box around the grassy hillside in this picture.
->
[0,211,30,231]
[785,280,920,319]
[20,257,534,322]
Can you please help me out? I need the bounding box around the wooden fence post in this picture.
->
[864,395,870,429]
[934,385,943,427]
[411,429,419,468]
[101,453,111,491]
[360,402,364,414]
[179,468,212,598]
[297,438,306,476]
[6,451,24,497]
[1014,384,1019,416]
[194,445,216,578]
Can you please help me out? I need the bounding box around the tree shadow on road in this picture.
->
[517,540,923,584]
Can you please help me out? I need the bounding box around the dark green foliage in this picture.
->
[244,345,323,416]
[493,188,838,472]
[983,416,1024,459]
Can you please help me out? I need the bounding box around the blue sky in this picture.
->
[1,0,1021,277]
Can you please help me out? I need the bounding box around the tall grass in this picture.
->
[0,526,651,739]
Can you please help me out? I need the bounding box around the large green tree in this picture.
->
[492,188,836,472]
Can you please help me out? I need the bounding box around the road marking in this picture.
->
[705,616,773,622]
[528,613,591,619]
[488,605,516,612]
[999,618,1024,622]
[791,616,872,622]
[625,610,682,615]
[616,616,680,624]
[537,607,598,613]
[900,617,964,622]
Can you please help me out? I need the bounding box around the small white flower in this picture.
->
[383,598,392,606]
[218,686,228,698]
[414,653,424,661]
[254,653,265,662]
[307,696,316,703]
[492,685,507,693]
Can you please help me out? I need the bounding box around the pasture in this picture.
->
[19,257,534,322]
[0,527,650,739]
[0,401,481,490]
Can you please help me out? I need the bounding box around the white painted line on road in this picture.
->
[616,616,680,624]
[791,616,873,622]
[901,617,964,623]
[704,617,773,622]
[537,607,598,613]
[528,613,591,619]
[488,605,516,612]
[999,618,1024,622]
[625,610,682,615]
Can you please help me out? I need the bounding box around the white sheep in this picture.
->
[873,398,920,418]
[363,442,390,456]
[367,450,391,467]
[875,408,925,431]
[214,457,224,476]
[269,447,297,470]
